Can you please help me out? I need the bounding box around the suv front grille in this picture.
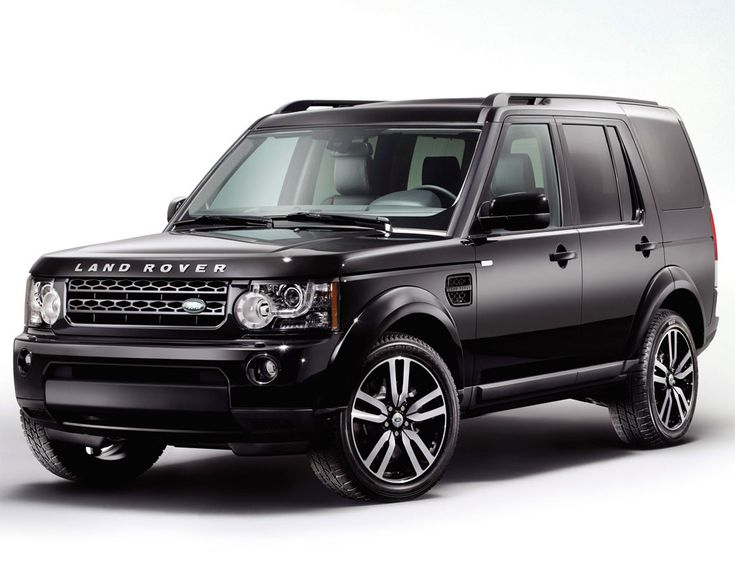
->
[66,279,229,327]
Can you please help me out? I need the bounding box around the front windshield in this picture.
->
[184,126,480,231]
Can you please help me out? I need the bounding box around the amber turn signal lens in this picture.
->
[330,281,339,332]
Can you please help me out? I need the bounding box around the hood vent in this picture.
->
[445,274,472,307]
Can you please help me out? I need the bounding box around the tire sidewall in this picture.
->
[646,314,698,442]
[339,335,460,500]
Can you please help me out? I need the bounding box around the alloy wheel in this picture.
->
[349,356,448,484]
[84,442,128,461]
[652,326,695,430]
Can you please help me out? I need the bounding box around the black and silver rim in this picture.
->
[84,442,127,461]
[349,356,447,484]
[653,326,695,430]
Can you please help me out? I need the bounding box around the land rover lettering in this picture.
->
[72,263,226,274]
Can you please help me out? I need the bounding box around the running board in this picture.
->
[463,361,626,413]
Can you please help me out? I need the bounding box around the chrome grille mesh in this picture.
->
[66,279,229,327]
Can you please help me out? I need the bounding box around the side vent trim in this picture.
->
[446,274,473,307]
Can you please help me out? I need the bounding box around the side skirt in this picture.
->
[460,361,634,416]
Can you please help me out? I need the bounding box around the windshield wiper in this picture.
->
[283,212,392,235]
[173,214,273,231]
[174,212,393,236]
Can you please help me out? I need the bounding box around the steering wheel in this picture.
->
[418,184,457,207]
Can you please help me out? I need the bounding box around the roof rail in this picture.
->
[481,93,658,108]
[274,100,381,114]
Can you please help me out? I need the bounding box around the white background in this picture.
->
[0,1,733,578]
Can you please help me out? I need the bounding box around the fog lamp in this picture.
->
[246,354,280,385]
[17,349,32,374]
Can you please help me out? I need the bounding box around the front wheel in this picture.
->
[21,412,166,485]
[608,309,698,448]
[309,333,460,501]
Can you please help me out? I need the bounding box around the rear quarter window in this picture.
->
[621,105,704,210]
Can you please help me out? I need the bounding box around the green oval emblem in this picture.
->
[182,298,207,314]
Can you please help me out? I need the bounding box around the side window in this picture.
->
[620,105,704,210]
[487,124,560,227]
[606,127,638,221]
[562,124,620,224]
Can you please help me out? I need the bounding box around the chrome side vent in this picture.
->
[445,274,472,307]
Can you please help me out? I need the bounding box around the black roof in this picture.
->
[254,93,662,130]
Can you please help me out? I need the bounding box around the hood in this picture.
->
[31,228,467,279]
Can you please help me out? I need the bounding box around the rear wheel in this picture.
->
[309,333,460,501]
[21,412,165,485]
[608,309,698,448]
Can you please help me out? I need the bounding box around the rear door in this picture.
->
[557,118,665,368]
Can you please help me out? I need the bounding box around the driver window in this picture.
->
[486,124,561,227]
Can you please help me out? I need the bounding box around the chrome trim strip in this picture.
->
[68,279,228,294]
[485,227,577,242]
[484,221,644,241]
[577,222,643,233]
[392,228,448,237]
[67,308,225,317]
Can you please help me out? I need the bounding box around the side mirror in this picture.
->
[477,191,550,232]
[167,197,186,222]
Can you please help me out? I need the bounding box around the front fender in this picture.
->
[322,286,461,407]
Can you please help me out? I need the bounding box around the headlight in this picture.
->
[234,281,338,331]
[26,279,61,327]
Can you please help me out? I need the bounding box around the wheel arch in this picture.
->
[324,287,463,407]
[384,313,463,388]
[627,267,706,358]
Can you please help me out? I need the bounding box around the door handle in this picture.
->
[635,237,657,256]
[549,245,577,266]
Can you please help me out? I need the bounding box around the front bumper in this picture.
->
[14,332,341,454]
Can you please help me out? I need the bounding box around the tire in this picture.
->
[21,412,165,485]
[309,333,460,502]
[608,309,698,448]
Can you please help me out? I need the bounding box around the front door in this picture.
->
[472,120,583,387]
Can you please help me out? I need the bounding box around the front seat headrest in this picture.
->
[490,153,535,195]
[422,156,461,193]
[333,142,373,198]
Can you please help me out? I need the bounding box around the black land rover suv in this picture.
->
[15,94,718,501]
